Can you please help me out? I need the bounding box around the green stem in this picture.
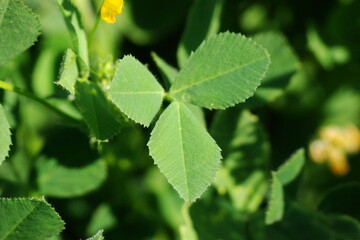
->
[179,203,198,240]
[0,80,82,125]
[88,7,102,48]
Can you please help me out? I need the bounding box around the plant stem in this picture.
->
[0,80,82,125]
[88,8,102,48]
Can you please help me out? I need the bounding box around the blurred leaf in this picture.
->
[56,49,79,95]
[48,98,82,121]
[318,183,360,221]
[86,230,104,240]
[276,148,305,185]
[240,4,267,32]
[75,80,124,140]
[190,199,247,240]
[56,0,89,76]
[0,0,40,67]
[87,204,117,236]
[307,27,349,69]
[151,52,178,89]
[177,0,223,67]
[169,32,270,109]
[211,109,270,212]
[31,48,58,98]
[251,203,360,240]
[148,102,221,202]
[109,55,165,127]
[0,104,11,165]
[118,0,192,45]
[322,87,360,126]
[37,157,107,198]
[244,31,299,107]
[265,173,284,225]
[146,168,183,230]
[0,198,64,240]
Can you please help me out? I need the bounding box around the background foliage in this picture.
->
[0,0,359,239]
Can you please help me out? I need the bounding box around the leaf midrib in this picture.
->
[170,56,268,95]
[176,103,190,200]
[111,91,164,95]
[1,201,41,240]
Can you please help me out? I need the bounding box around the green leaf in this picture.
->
[0,104,11,165]
[276,148,305,185]
[0,0,40,67]
[56,0,89,76]
[211,109,270,212]
[151,52,178,88]
[190,199,247,240]
[56,49,79,95]
[87,204,117,236]
[0,198,64,240]
[251,203,360,240]
[31,48,58,98]
[37,158,107,198]
[170,32,270,109]
[148,102,221,202]
[109,55,165,127]
[86,230,105,240]
[244,31,299,107]
[177,0,223,67]
[75,80,124,140]
[265,173,284,225]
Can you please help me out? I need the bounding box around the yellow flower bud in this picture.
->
[101,0,124,24]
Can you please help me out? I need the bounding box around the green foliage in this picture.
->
[265,173,284,225]
[0,0,40,67]
[151,52,178,88]
[57,49,79,95]
[148,102,221,202]
[109,55,165,127]
[177,0,223,67]
[276,149,305,185]
[170,32,270,109]
[75,80,124,140]
[36,157,107,198]
[0,198,64,240]
[87,230,105,240]
[244,31,299,107]
[56,0,89,76]
[211,109,270,212]
[0,104,11,165]
[0,0,359,239]
[253,203,360,240]
[265,149,305,224]
[87,204,117,236]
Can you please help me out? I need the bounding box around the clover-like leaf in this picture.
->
[0,0,40,67]
[109,55,165,127]
[148,102,221,202]
[0,198,64,240]
[170,32,270,109]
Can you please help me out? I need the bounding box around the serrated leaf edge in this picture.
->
[147,101,222,202]
[0,197,65,238]
[170,32,271,110]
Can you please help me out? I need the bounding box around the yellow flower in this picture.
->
[309,124,360,176]
[101,0,124,24]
